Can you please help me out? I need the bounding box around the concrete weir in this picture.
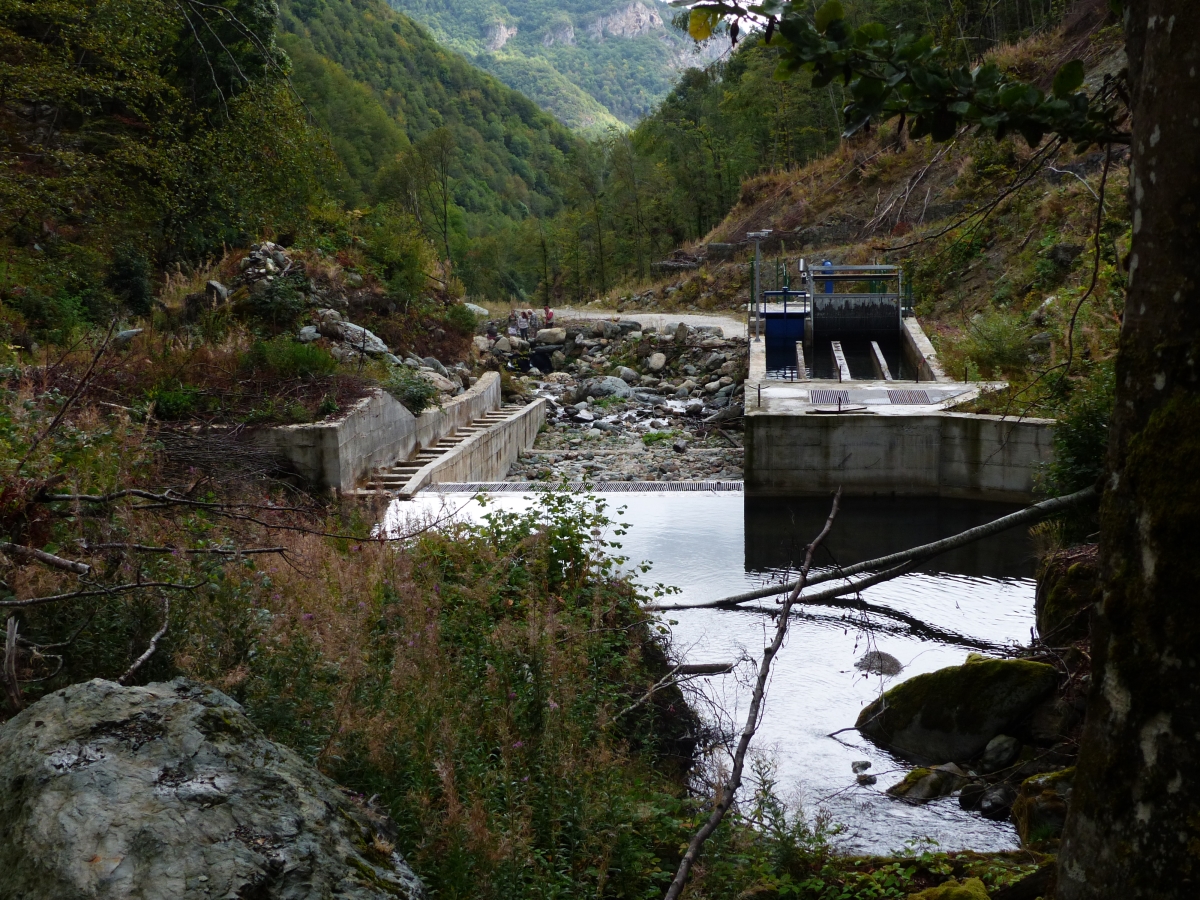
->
[744,320,1054,502]
[261,372,510,493]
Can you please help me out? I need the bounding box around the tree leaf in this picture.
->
[1053,59,1086,98]
[688,8,721,42]
[814,0,844,35]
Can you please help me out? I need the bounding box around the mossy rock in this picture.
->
[907,876,990,899]
[1035,544,1100,642]
[1012,767,1075,849]
[856,658,1059,764]
[887,763,969,802]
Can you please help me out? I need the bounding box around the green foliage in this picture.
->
[243,338,339,380]
[962,310,1030,378]
[1044,363,1114,496]
[234,274,310,331]
[689,1,1124,148]
[442,302,479,335]
[383,365,439,413]
[642,429,678,445]
[1,0,334,335]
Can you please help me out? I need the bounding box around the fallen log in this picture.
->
[647,485,1096,612]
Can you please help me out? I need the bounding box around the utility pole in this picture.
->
[746,230,772,341]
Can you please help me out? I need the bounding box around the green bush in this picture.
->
[383,366,438,413]
[149,386,202,420]
[243,338,338,379]
[1043,364,1114,496]
[963,310,1031,378]
[443,301,478,336]
[235,274,309,330]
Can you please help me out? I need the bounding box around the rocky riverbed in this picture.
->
[479,317,749,483]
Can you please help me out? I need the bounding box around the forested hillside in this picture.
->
[526,0,1091,303]
[385,0,722,130]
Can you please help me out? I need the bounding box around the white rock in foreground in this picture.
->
[0,678,424,900]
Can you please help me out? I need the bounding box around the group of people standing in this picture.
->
[484,306,554,345]
[511,307,554,340]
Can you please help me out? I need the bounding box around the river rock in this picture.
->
[674,322,692,343]
[978,782,1018,820]
[576,376,632,401]
[0,678,425,900]
[855,658,1058,764]
[593,321,621,339]
[854,650,903,677]
[886,763,969,802]
[616,366,639,383]
[536,327,566,345]
[647,352,667,372]
[420,371,457,393]
[422,356,448,377]
[1012,767,1074,847]
[977,734,1021,773]
[492,336,512,353]
[298,325,319,343]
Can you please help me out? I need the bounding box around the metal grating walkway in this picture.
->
[809,389,850,405]
[887,389,932,405]
[429,481,744,493]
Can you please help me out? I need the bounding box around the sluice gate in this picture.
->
[752,260,914,381]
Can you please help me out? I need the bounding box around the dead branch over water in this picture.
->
[664,490,842,900]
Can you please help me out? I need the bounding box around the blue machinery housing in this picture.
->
[754,261,911,379]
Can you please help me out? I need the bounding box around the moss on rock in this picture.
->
[907,876,990,899]
[1035,544,1101,643]
[856,658,1059,764]
[1012,767,1075,849]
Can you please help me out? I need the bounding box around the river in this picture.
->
[385,488,1034,855]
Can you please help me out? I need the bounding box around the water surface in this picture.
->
[386,491,1035,854]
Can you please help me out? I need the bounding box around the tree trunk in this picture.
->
[1057,3,1200,897]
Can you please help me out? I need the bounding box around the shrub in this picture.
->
[443,301,478,336]
[105,246,155,316]
[243,338,338,380]
[963,310,1030,378]
[235,274,308,330]
[383,366,438,413]
[1043,364,1114,497]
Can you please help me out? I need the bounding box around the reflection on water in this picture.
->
[746,495,1035,579]
[386,490,1032,855]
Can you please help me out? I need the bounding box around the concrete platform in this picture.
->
[743,331,1054,502]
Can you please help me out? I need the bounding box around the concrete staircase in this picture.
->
[364,404,525,495]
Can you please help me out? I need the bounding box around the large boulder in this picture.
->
[575,376,632,401]
[855,657,1058,764]
[318,320,390,357]
[0,678,424,900]
[535,327,566,345]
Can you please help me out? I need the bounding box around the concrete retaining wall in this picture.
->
[262,372,501,492]
[745,411,1054,502]
[901,317,950,382]
[400,398,547,498]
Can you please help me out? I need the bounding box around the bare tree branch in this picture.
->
[650,485,1096,611]
[118,598,169,685]
[0,581,204,609]
[3,617,23,713]
[0,541,91,575]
